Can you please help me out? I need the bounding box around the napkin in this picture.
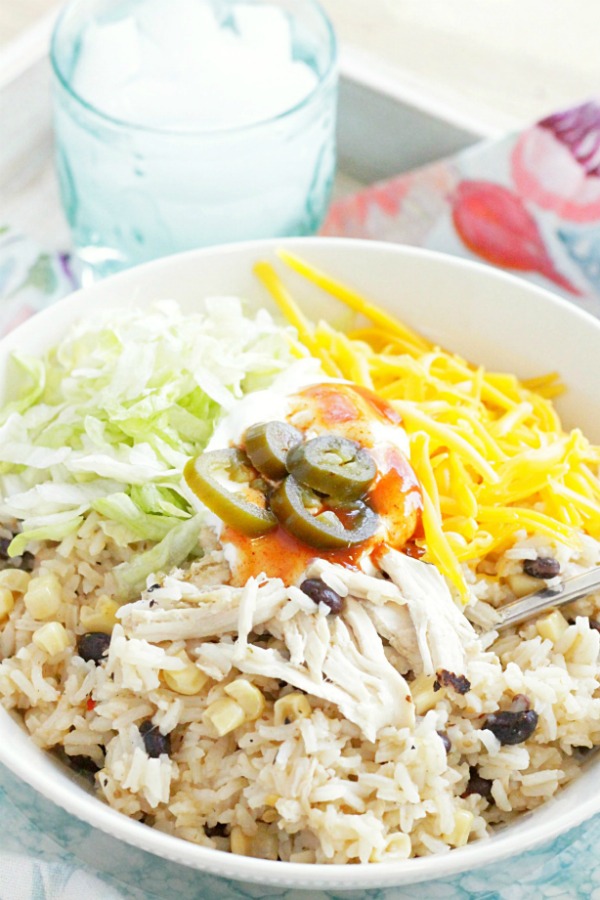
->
[0,228,76,339]
[2,99,600,899]
[323,99,600,321]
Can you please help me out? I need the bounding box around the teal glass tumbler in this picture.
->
[50,0,337,282]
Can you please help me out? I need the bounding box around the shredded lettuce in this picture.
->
[92,494,184,542]
[112,514,205,600]
[0,355,46,425]
[0,298,298,557]
[8,518,84,558]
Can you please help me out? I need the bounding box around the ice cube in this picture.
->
[137,0,221,79]
[283,60,319,107]
[116,78,189,127]
[72,0,320,129]
[234,4,292,65]
[73,17,142,115]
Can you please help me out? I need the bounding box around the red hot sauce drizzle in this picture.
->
[224,382,424,586]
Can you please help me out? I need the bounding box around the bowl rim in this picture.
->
[1,236,599,889]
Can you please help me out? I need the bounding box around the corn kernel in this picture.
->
[32,621,70,657]
[250,824,278,860]
[564,633,584,662]
[274,692,311,725]
[224,679,265,721]
[0,570,31,594]
[555,625,583,657]
[507,572,540,599]
[80,596,120,634]
[162,651,208,695]
[410,673,444,715]
[230,826,250,856]
[261,808,278,824]
[443,809,474,847]
[370,832,412,862]
[536,609,568,643]
[204,697,246,736]
[384,832,411,858]
[24,574,62,620]
[0,588,15,622]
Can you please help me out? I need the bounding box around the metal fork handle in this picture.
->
[496,566,600,631]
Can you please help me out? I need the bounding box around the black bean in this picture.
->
[437,731,452,753]
[77,632,111,664]
[67,754,101,774]
[484,709,539,745]
[19,552,35,572]
[523,557,560,579]
[139,720,171,758]
[299,578,344,615]
[572,745,595,761]
[462,766,494,802]
[204,822,228,838]
[434,669,471,694]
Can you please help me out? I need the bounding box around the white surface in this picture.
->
[0,0,58,47]
[321,0,600,133]
[0,238,599,891]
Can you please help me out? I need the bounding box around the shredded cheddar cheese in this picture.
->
[253,261,342,378]
[256,256,600,603]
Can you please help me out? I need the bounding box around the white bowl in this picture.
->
[1,238,599,892]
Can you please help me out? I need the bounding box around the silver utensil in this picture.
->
[495,567,600,631]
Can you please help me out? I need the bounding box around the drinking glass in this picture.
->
[50,0,337,282]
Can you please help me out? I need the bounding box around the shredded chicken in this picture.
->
[304,559,402,604]
[303,560,422,673]
[363,603,421,674]
[208,598,414,741]
[118,543,476,739]
[378,548,476,677]
[117,578,288,642]
[184,549,231,589]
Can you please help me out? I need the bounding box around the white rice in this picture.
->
[0,514,598,864]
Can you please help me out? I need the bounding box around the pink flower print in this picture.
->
[512,101,600,223]
[322,177,412,238]
[452,180,580,294]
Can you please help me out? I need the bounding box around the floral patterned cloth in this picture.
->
[2,99,600,899]
[0,229,76,340]
[323,100,600,321]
